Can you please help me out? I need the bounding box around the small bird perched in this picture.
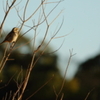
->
[0,27,19,45]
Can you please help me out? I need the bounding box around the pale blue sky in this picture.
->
[58,0,100,79]
[0,0,100,79]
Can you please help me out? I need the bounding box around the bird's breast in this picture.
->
[12,33,18,42]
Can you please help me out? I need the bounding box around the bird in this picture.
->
[0,27,19,45]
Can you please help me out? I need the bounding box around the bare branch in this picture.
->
[53,29,74,39]
[0,0,17,35]
[0,41,18,73]
[0,73,16,89]
[26,75,54,100]
[84,88,95,100]
[60,93,64,100]
[54,49,76,100]
[0,44,9,73]
[0,1,68,100]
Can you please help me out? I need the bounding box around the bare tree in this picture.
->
[0,0,73,100]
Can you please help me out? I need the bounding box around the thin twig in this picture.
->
[26,75,54,100]
[54,49,76,100]
[0,73,16,89]
[84,87,95,100]
[0,42,16,73]
[0,0,17,35]
[60,93,64,100]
